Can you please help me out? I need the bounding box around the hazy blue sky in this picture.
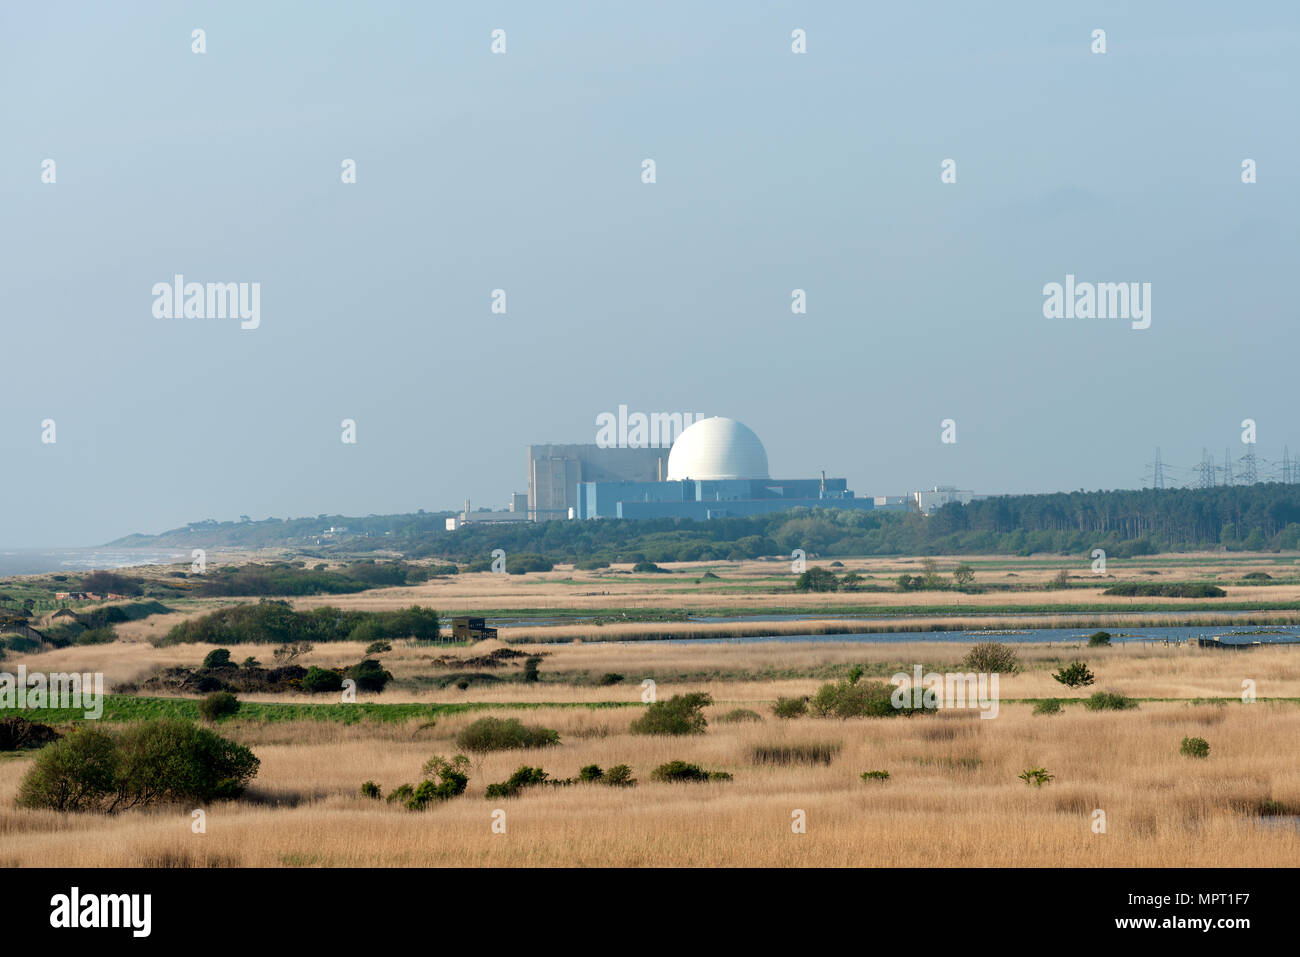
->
[2,1,1297,547]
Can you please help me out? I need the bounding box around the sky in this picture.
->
[2,1,1297,547]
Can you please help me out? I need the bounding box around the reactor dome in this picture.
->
[666,416,770,481]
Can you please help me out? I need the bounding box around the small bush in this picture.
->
[485,765,550,799]
[523,657,541,683]
[596,672,625,686]
[364,641,392,655]
[960,642,1020,674]
[1019,767,1054,787]
[1087,631,1112,647]
[202,648,234,670]
[716,708,763,724]
[301,666,344,694]
[771,696,808,719]
[386,783,414,805]
[1083,691,1137,711]
[604,764,636,787]
[809,679,911,719]
[1180,736,1210,758]
[1052,660,1096,688]
[407,755,470,808]
[1033,698,1062,716]
[629,692,711,736]
[360,780,381,799]
[861,770,890,782]
[650,760,732,783]
[346,658,393,692]
[455,717,560,752]
[198,691,240,722]
[578,764,605,783]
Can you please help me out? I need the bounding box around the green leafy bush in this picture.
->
[346,658,393,692]
[597,672,625,686]
[809,679,908,719]
[861,770,890,782]
[485,765,550,798]
[523,657,541,683]
[17,720,259,812]
[1053,661,1096,688]
[1180,736,1210,758]
[1083,691,1138,711]
[629,692,712,735]
[202,648,234,670]
[578,764,605,783]
[301,666,344,694]
[455,717,560,752]
[772,696,808,719]
[1033,698,1062,715]
[960,642,1020,674]
[407,755,470,808]
[604,764,636,787]
[1018,767,1054,787]
[1087,631,1112,647]
[794,567,839,592]
[360,780,381,799]
[198,691,240,722]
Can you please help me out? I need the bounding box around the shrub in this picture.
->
[523,657,541,683]
[795,567,839,592]
[750,743,840,766]
[346,658,393,692]
[386,783,414,805]
[629,692,712,735]
[578,764,605,783]
[650,760,731,783]
[360,780,381,799]
[455,717,560,753]
[632,561,666,573]
[1084,691,1138,711]
[861,770,890,782]
[604,764,636,787]
[1087,631,1112,647]
[0,716,62,752]
[75,626,117,646]
[202,648,234,670]
[365,641,392,655]
[597,672,625,686]
[1033,698,1063,715]
[301,666,344,694]
[1180,736,1210,758]
[1053,661,1096,688]
[407,754,470,808]
[772,696,808,719]
[717,708,763,724]
[485,765,550,798]
[1019,767,1054,787]
[2,635,41,653]
[809,678,910,719]
[198,691,240,722]
[960,642,1020,674]
[18,720,259,812]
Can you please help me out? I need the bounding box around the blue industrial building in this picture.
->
[574,417,880,521]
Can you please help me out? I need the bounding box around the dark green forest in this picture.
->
[108,484,1300,563]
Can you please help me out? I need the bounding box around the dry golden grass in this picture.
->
[2,699,1297,867]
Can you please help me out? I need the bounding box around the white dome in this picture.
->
[667,417,769,481]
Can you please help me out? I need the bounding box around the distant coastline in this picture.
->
[0,548,188,578]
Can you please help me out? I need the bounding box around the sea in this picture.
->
[0,548,188,578]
